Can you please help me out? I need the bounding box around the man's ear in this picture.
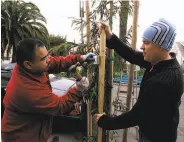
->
[23,61,33,70]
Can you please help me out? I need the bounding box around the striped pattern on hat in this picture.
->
[143,18,176,51]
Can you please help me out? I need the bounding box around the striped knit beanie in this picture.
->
[143,18,176,51]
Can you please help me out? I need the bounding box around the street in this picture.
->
[48,84,184,142]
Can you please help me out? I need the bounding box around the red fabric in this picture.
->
[1,55,83,142]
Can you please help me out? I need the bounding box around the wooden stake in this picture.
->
[87,99,92,137]
[85,0,93,140]
[123,1,139,142]
[97,30,106,142]
[85,0,91,45]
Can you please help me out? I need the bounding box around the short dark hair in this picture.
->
[16,38,45,66]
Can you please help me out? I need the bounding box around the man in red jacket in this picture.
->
[1,38,96,142]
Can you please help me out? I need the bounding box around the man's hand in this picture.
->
[75,77,89,92]
[81,52,96,63]
[94,113,105,122]
[74,102,81,113]
[96,22,113,40]
[69,102,82,115]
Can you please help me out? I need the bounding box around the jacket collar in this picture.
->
[15,64,49,83]
[153,53,180,70]
[154,58,179,69]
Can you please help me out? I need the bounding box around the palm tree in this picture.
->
[49,34,67,48]
[48,34,79,56]
[1,0,49,62]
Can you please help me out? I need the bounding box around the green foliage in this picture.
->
[1,0,49,62]
[71,1,133,72]
[49,34,67,47]
[70,0,133,116]
[48,42,69,56]
[70,1,133,140]
[138,68,145,76]
[48,34,79,56]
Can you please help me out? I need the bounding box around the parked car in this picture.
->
[1,63,87,133]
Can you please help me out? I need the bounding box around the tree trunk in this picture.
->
[1,38,8,60]
[114,1,129,73]
[119,1,130,142]
[122,1,139,142]
[11,33,18,63]
[106,1,114,141]
[11,42,16,63]
[119,1,129,43]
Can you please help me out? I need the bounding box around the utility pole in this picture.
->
[123,1,139,142]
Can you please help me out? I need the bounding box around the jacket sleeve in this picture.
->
[28,87,83,116]
[97,99,141,130]
[97,110,138,130]
[97,80,170,130]
[48,55,83,74]
[107,34,151,68]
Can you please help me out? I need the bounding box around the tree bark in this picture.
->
[123,1,139,142]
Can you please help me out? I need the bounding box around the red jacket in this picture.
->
[2,55,83,142]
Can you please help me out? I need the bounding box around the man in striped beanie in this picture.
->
[143,18,176,51]
[95,19,184,142]
[141,18,176,64]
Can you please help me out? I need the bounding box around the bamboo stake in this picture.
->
[85,0,93,140]
[85,0,91,45]
[123,1,139,142]
[87,99,92,138]
[97,29,106,142]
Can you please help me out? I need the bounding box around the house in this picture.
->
[170,41,184,65]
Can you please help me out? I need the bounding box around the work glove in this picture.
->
[81,52,96,63]
[75,77,89,92]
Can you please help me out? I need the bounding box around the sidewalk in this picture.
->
[109,85,184,142]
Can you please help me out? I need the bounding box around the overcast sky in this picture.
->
[25,0,184,49]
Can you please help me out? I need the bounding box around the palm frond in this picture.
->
[1,0,49,62]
